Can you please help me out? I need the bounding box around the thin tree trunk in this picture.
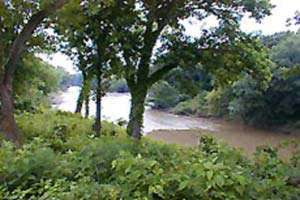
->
[0,81,21,147]
[84,75,91,118]
[75,87,84,114]
[84,89,90,118]
[127,87,147,139]
[94,69,102,136]
[75,72,87,114]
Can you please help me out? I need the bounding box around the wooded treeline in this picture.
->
[149,31,300,128]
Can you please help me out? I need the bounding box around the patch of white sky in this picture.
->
[41,0,300,74]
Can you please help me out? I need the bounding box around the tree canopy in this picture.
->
[0,0,276,142]
[93,0,273,138]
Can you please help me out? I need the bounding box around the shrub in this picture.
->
[15,110,126,151]
[227,70,300,126]
[148,81,186,110]
[205,88,233,117]
[172,91,208,116]
[0,111,299,199]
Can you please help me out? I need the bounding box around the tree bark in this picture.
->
[84,89,90,118]
[75,72,87,114]
[0,81,21,147]
[127,86,147,139]
[75,86,84,114]
[94,69,102,136]
[125,63,177,140]
[84,75,91,118]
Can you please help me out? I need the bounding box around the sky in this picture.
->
[41,0,300,74]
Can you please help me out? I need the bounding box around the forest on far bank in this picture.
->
[147,31,300,129]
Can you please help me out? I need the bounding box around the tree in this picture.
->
[56,0,121,135]
[260,31,293,48]
[101,0,273,139]
[57,32,92,117]
[14,55,62,112]
[0,0,69,146]
[271,32,300,67]
[74,60,92,118]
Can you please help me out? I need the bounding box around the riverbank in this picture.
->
[152,103,300,134]
[54,87,300,158]
[147,128,300,158]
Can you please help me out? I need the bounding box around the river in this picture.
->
[53,86,218,133]
[54,86,300,156]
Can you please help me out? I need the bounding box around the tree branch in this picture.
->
[3,0,68,85]
[137,0,179,82]
[147,63,177,86]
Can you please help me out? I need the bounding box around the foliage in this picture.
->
[271,31,300,67]
[15,110,126,151]
[226,32,300,126]
[228,75,268,124]
[108,78,129,93]
[58,69,82,89]
[13,55,62,112]
[0,111,299,199]
[148,81,186,110]
[148,65,213,111]
[164,65,213,97]
[170,87,233,118]
[79,0,272,137]
[260,31,293,48]
[0,0,54,69]
[172,91,208,116]
[151,31,300,128]
[171,67,300,126]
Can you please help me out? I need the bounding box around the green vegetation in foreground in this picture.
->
[0,111,299,199]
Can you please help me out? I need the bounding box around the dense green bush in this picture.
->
[172,88,234,118]
[15,110,126,151]
[227,68,300,126]
[228,75,267,124]
[148,81,186,109]
[172,91,208,116]
[0,111,299,199]
[173,67,300,127]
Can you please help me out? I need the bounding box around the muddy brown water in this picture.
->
[55,86,300,157]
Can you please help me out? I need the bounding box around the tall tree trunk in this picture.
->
[75,72,87,114]
[75,87,84,114]
[84,75,91,118]
[94,70,102,136]
[84,89,90,118]
[0,0,68,145]
[0,80,21,147]
[127,86,147,139]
